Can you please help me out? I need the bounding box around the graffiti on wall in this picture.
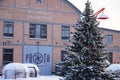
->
[25,53,50,64]
[27,10,51,21]
[23,46,52,75]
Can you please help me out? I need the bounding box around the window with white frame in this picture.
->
[3,21,14,37]
[3,48,13,66]
[61,26,70,40]
[29,24,47,39]
[105,35,113,44]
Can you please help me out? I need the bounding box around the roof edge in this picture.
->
[62,0,82,15]
[101,27,120,33]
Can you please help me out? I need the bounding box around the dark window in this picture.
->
[29,24,47,39]
[36,0,41,4]
[3,48,13,66]
[105,35,113,44]
[107,52,113,63]
[3,21,14,37]
[61,50,68,61]
[61,26,70,40]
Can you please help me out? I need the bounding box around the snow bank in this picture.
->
[2,63,40,79]
[3,63,27,73]
[1,63,63,80]
[0,75,63,80]
[106,64,120,72]
[2,63,27,79]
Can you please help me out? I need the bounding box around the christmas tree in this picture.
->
[56,0,114,80]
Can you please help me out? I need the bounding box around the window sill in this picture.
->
[3,36,14,39]
[62,39,70,42]
[29,38,47,41]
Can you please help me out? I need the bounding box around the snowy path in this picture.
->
[0,75,63,80]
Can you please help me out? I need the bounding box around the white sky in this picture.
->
[68,0,120,30]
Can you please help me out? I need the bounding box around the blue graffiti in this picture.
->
[25,53,50,64]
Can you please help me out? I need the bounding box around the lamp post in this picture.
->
[94,8,109,20]
[36,41,40,53]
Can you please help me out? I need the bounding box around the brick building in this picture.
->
[0,0,120,75]
[103,28,120,64]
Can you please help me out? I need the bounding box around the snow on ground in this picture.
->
[106,64,120,72]
[0,75,63,80]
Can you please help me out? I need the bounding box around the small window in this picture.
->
[3,48,13,66]
[36,0,41,4]
[105,35,113,44]
[3,21,14,37]
[29,23,47,39]
[61,50,68,61]
[61,26,70,40]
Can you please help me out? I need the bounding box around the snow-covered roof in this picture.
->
[3,63,28,72]
[2,63,40,79]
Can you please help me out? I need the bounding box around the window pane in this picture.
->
[3,21,14,37]
[30,24,35,38]
[9,27,14,33]
[30,29,35,35]
[35,25,40,38]
[37,0,41,4]
[4,27,8,33]
[3,48,13,53]
[66,31,70,36]
[3,54,13,61]
[61,26,70,40]
[3,48,13,66]
[40,25,47,38]
[105,35,113,43]
[29,23,47,39]
[62,31,66,37]
[61,51,68,61]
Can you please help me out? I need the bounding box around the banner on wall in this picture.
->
[23,45,52,75]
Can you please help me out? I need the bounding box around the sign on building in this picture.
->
[23,45,52,75]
